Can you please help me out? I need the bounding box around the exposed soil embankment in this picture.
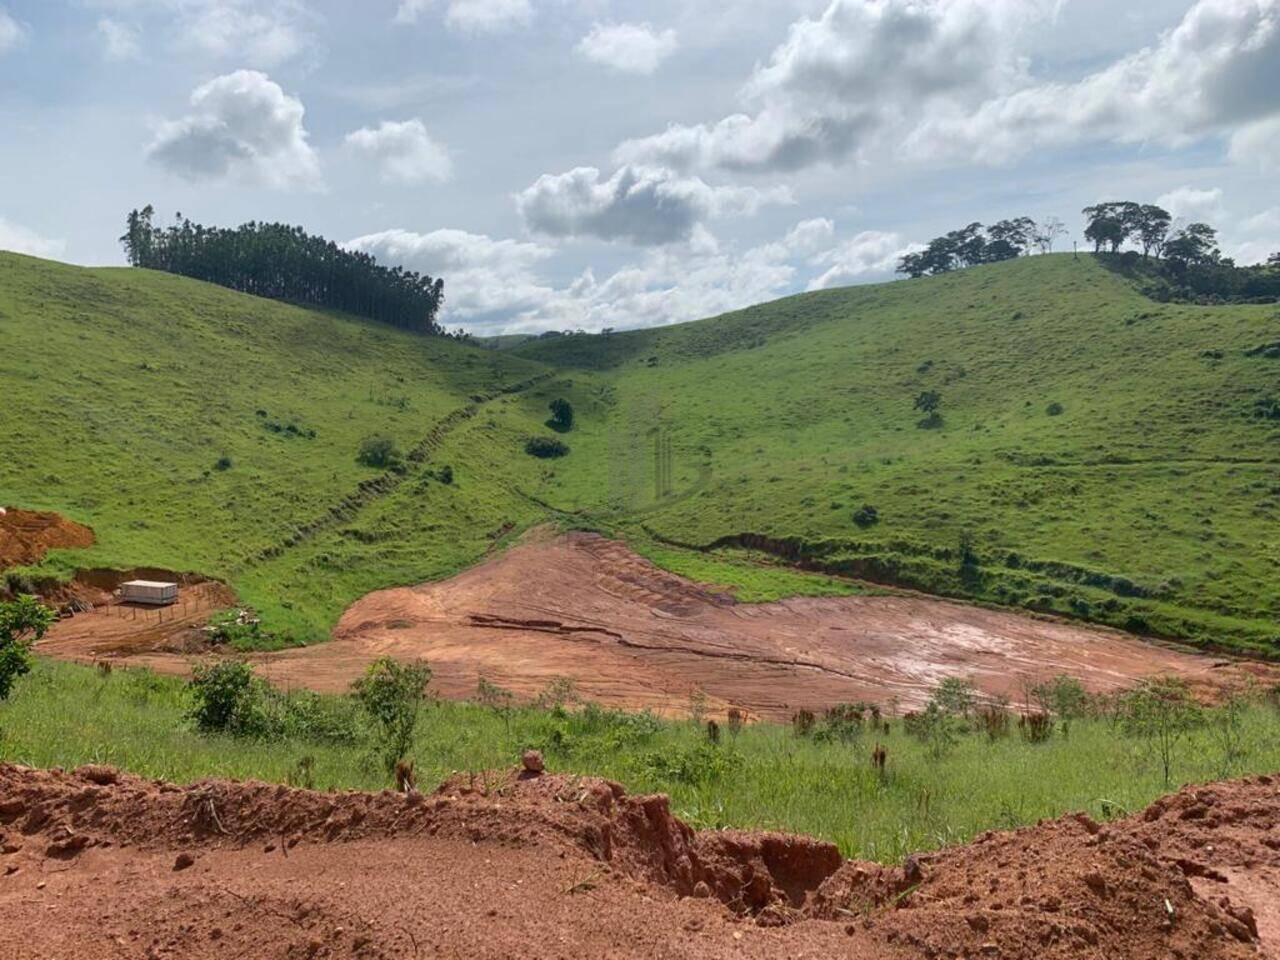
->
[33,532,1272,716]
[0,761,1276,959]
[0,508,93,572]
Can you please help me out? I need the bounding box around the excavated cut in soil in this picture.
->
[0,508,93,571]
[0,762,1277,959]
[32,532,1273,718]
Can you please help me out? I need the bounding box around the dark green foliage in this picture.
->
[897,218,1038,277]
[525,436,569,458]
[352,657,432,772]
[0,596,55,701]
[1031,675,1089,738]
[187,660,267,736]
[356,435,404,471]
[214,456,233,471]
[913,390,943,429]
[546,398,574,433]
[121,206,445,335]
[852,504,880,528]
[1046,401,1064,416]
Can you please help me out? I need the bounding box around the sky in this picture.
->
[0,0,1277,334]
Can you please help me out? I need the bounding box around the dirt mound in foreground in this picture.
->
[1,762,1276,959]
[0,508,93,571]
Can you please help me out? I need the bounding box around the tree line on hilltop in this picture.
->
[898,203,1280,303]
[120,206,448,335]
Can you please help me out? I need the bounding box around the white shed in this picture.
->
[120,580,178,605]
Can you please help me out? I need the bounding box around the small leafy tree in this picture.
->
[1032,674,1089,738]
[0,596,56,701]
[352,657,432,773]
[1208,694,1248,777]
[187,659,269,735]
[1123,677,1204,788]
[930,676,977,719]
[476,676,516,735]
[525,436,569,458]
[356,435,404,471]
[546,398,574,433]
[913,390,943,429]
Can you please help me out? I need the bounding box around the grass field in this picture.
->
[3,658,1278,862]
[3,250,1279,654]
[515,254,1280,653]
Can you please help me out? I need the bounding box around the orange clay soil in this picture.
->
[0,761,1276,959]
[37,532,1273,719]
[0,508,93,570]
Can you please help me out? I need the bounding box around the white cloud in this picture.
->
[576,22,678,75]
[1243,206,1280,235]
[910,0,1280,164]
[0,7,29,53]
[807,230,919,289]
[0,217,66,259]
[97,18,141,61]
[616,0,1050,173]
[147,70,322,190]
[395,0,532,32]
[1156,185,1225,224]
[346,228,553,322]
[177,0,318,66]
[344,120,452,185]
[516,165,791,246]
[1228,115,1280,171]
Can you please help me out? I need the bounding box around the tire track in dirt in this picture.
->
[241,373,551,569]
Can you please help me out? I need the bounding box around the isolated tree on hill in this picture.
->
[1269,252,1280,269]
[546,398,574,433]
[1032,216,1067,254]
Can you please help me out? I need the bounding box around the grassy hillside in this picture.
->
[3,250,1278,654]
[515,254,1280,654]
[0,252,565,641]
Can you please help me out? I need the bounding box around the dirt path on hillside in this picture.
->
[1,762,1276,959]
[37,531,1268,718]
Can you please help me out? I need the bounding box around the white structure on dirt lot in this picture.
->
[120,580,178,605]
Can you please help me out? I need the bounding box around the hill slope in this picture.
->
[515,254,1280,653]
[2,251,1278,654]
[0,252,569,641]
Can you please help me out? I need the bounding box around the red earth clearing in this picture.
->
[0,760,1276,959]
[0,508,94,571]
[35,532,1275,718]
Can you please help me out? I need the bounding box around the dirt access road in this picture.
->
[40,530,1265,718]
[0,762,1276,959]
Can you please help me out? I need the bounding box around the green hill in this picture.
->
[513,254,1280,654]
[3,251,1278,653]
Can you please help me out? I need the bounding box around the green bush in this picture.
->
[546,398,574,433]
[352,657,432,773]
[187,660,270,736]
[356,435,405,471]
[525,436,570,459]
[0,596,55,701]
[852,504,880,528]
[214,456,233,471]
[1046,402,1065,416]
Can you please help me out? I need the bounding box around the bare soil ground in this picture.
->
[35,532,1273,718]
[0,508,94,571]
[0,761,1276,959]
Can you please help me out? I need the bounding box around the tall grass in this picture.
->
[3,659,1278,862]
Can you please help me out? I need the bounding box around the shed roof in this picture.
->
[122,580,178,589]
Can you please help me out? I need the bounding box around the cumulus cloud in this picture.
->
[516,165,791,246]
[147,70,322,189]
[97,18,141,61]
[576,22,678,75]
[344,120,452,185]
[616,0,1049,173]
[0,7,29,53]
[1229,115,1280,171]
[807,230,920,289]
[346,228,554,323]
[355,216,907,334]
[395,0,532,32]
[0,216,66,259]
[1156,185,1226,224]
[910,0,1280,163]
